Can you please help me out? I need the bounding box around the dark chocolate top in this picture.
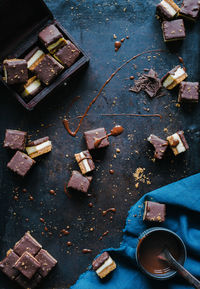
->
[84,128,109,150]
[4,129,27,151]
[13,232,42,256]
[162,19,186,41]
[35,249,57,278]
[7,151,35,177]
[92,252,109,270]
[177,131,189,150]
[179,81,199,102]
[14,252,40,280]
[180,0,200,19]
[67,170,92,193]
[54,40,80,68]
[39,24,62,46]
[148,134,168,159]
[0,250,19,280]
[144,201,166,222]
[3,59,28,85]
[28,136,49,147]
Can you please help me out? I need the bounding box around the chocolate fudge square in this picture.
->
[15,273,42,289]
[92,252,116,279]
[35,249,57,277]
[24,47,45,71]
[74,150,95,174]
[143,201,166,222]
[3,59,28,85]
[13,232,42,256]
[54,40,80,67]
[67,170,92,193]
[14,252,40,279]
[84,128,109,150]
[180,0,200,21]
[32,54,64,86]
[148,134,168,159]
[162,19,186,42]
[7,151,35,177]
[178,81,199,103]
[0,249,19,280]
[3,129,27,151]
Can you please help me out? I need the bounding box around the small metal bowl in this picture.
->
[136,227,187,280]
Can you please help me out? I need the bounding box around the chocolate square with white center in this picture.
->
[178,81,199,103]
[26,136,52,159]
[3,129,27,151]
[32,54,64,86]
[24,47,45,71]
[0,249,19,280]
[148,134,168,159]
[3,59,28,85]
[35,249,57,277]
[167,131,189,155]
[54,40,80,67]
[161,65,187,90]
[162,19,186,42]
[7,151,36,177]
[156,0,180,20]
[21,76,42,100]
[13,232,42,256]
[143,201,166,222]
[15,273,42,289]
[74,150,95,174]
[67,170,92,193]
[92,252,116,279]
[84,128,109,150]
[180,0,200,21]
[14,252,40,279]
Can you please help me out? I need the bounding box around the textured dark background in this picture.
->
[0,0,200,288]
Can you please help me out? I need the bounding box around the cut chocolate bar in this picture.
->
[15,273,42,289]
[67,170,92,193]
[84,128,109,150]
[13,232,42,257]
[143,201,166,222]
[74,150,95,174]
[32,54,64,86]
[7,151,35,177]
[21,76,42,100]
[161,65,187,90]
[178,81,199,103]
[162,19,186,42]
[54,40,80,67]
[14,252,40,279]
[3,129,27,151]
[148,134,168,159]
[24,47,45,71]
[167,131,189,155]
[35,249,57,277]
[26,137,52,158]
[92,252,116,279]
[39,24,67,54]
[179,0,200,20]
[3,59,28,85]
[156,0,180,19]
[0,249,19,280]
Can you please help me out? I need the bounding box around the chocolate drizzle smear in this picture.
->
[94,125,124,148]
[102,208,116,216]
[63,49,164,137]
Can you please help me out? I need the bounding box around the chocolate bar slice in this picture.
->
[179,0,200,20]
[54,40,80,67]
[161,65,187,90]
[156,0,180,20]
[143,201,166,222]
[167,130,189,155]
[3,59,28,85]
[148,134,168,159]
[35,249,57,277]
[13,232,42,257]
[84,128,109,150]
[3,129,27,151]
[92,252,116,279]
[178,81,199,103]
[14,252,40,279]
[21,76,42,100]
[0,249,19,280]
[7,151,35,177]
[39,24,67,54]
[67,170,92,194]
[15,273,42,289]
[24,47,45,71]
[32,54,64,86]
[162,19,186,42]
[26,137,52,159]
[74,150,95,174]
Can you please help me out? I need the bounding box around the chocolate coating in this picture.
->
[67,170,92,193]
[148,134,168,159]
[84,128,109,150]
[13,232,42,256]
[162,19,186,42]
[143,201,166,222]
[7,151,35,177]
[3,129,27,151]
[28,136,49,147]
[0,250,19,280]
[180,0,200,20]
[92,252,109,270]
[177,130,189,150]
[3,59,28,85]
[39,24,62,47]
[178,81,199,103]
[14,252,40,279]
[110,125,124,136]
[54,40,80,67]
[35,249,57,277]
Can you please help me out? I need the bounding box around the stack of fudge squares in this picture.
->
[0,232,57,288]
[3,129,52,177]
[3,24,80,102]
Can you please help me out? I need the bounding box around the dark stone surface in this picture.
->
[0,0,200,288]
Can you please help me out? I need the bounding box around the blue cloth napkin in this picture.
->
[71,173,200,289]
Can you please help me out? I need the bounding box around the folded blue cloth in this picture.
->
[71,173,200,289]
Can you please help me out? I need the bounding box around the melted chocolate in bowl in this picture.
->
[137,230,184,275]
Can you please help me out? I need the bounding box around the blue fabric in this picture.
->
[71,173,200,289]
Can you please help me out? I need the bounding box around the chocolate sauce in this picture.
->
[126,36,129,39]
[67,241,72,247]
[40,218,45,223]
[109,169,115,174]
[130,75,135,80]
[49,189,56,195]
[63,49,164,137]
[82,249,92,254]
[61,229,69,235]
[64,183,72,199]
[115,41,121,51]
[29,195,34,201]
[44,226,48,232]
[178,56,185,66]
[138,231,182,274]
[99,230,109,240]
[121,38,125,43]
[102,208,116,216]
[94,125,124,148]
[88,202,93,208]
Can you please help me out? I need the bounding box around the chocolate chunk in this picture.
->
[92,252,109,270]
[84,128,109,150]
[7,151,35,177]
[3,129,27,151]
[167,131,189,155]
[21,77,42,100]
[28,137,49,146]
[15,273,42,289]
[143,201,166,222]
[0,249,19,280]
[24,47,45,71]
[32,54,64,86]
[156,0,180,20]
[35,249,57,277]
[74,150,95,174]
[148,134,168,159]
[178,81,199,103]
[26,137,52,159]
[180,0,200,20]
[54,40,80,67]
[13,232,42,257]
[14,252,40,279]
[39,24,62,47]
[3,59,28,85]
[67,170,92,193]
[161,65,187,90]
[162,19,186,42]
